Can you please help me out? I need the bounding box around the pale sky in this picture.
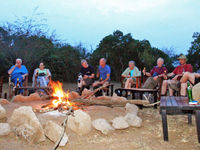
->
[0,0,200,54]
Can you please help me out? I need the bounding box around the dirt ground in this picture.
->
[0,83,200,150]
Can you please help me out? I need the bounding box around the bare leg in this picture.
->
[180,83,187,96]
[180,72,195,84]
[93,81,100,87]
[125,78,133,89]
[161,80,168,95]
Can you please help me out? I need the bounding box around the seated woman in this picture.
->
[143,58,167,89]
[121,61,141,89]
[8,58,28,94]
[33,62,51,87]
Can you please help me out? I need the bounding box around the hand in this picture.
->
[142,69,146,75]
[153,76,158,81]
[83,75,88,79]
[163,74,167,80]
[127,75,131,78]
[22,75,25,80]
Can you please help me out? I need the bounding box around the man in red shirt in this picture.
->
[161,54,193,96]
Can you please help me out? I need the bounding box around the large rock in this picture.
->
[111,117,129,129]
[0,104,6,120]
[67,109,92,135]
[124,113,142,128]
[0,123,11,136]
[44,121,68,146]
[125,103,138,115]
[9,106,45,143]
[0,99,10,105]
[92,118,114,135]
[13,93,41,103]
[193,82,200,103]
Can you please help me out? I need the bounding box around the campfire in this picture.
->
[40,81,78,112]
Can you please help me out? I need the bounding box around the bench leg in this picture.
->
[153,92,157,109]
[188,114,192,124]
[195,110,200,143]
[111,85,113,96]
[161,110,168,141]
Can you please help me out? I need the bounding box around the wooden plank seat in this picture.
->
[115,87,158,108]
[160,96,200,143]
[15,86,52,95]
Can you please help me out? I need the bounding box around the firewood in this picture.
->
[70,98,150,107]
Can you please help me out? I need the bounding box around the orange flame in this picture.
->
[49,81,72,107]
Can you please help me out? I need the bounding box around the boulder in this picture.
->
[67,109,92,135]
[0,99,10,105]
[92,118,114,135]
[9,106,45,143]
[69,91,80,99]
[81,89,93,97]
[0,104,6,120]
[111,117,129,129]
[13,93,41,103]
[44,121,68,146]
[192,82,200,103]
[125,103,138,115]
[0,123,11,136]
[124,113,142,128]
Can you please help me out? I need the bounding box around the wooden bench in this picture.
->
[160,96,200,143]
[115,88,158,108]
[15,86,52,95]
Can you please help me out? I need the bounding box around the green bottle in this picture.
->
[187,81,193,102]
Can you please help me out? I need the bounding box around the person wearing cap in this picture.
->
[77,59,95,94]
[143,57,168,89]
[161,54,193,96]
[121,60,141,90]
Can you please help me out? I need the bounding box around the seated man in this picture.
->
[121,60,141,89]
[161,54,193,96]
[32,62,51,87]
[143,57,168,89]
[8,58,28,94]
[77,59,95,93]
[93,58,111,88]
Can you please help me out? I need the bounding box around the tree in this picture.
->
[187,32,200,71]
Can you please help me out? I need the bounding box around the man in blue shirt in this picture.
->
[93,58,111,88]
[8,58,28,93]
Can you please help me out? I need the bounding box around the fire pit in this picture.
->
[35,81,79,113]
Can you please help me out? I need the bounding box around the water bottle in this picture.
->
[187,81,193,102]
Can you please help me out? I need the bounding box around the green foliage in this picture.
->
[0,13,186,82]
[187,32,200,71]
[90,30,174,81]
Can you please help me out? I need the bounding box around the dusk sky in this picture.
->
[1,0,200,54]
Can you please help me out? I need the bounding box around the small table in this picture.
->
[160,96,200,143]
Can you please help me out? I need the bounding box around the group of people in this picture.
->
[120,54,200,97]
[8,58,51,93]
[8,54,200,98]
